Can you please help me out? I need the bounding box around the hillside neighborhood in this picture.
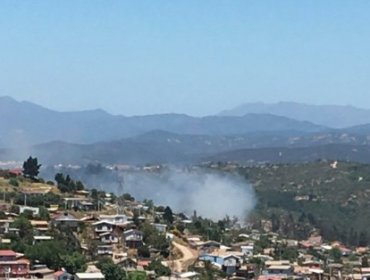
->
[0,158,367,280]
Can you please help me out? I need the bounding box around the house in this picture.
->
[97,245,113,256]
[99,231,119,244]
[75,272,105,280]
[19,205,39,216]
[30,220,49,234]
[63,197,94,211]
[54,270,73,280]
[99,214,129,225]
[265,265,294,275]
[223,255,242,275]
[124,229,143,249]
[0,219,14,234]
[151,223,167,233]
[33,235,53,244]
[53,212,80,229]
[93,221,115,234]
[241,245,254,257]
[0,250,30,278]
[116,257,137,270]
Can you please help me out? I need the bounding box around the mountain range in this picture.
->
[219,101,370,128]
[0,96,324,148]
[3,96,370,165]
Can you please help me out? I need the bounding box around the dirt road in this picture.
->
[169,241,198,273]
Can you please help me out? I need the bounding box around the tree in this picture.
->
[13,216,33,241]
[362,256,369,268]
[38,206,50,220]
[22,156,41,179]
[147,260,171,277]
[60,252,87,274]
[329,247,342,263]
[97,257,126,280]
[163,206,174,224]
[26,240,66,269]
[137,246,150,258]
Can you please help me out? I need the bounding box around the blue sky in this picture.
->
[1,1,370,116]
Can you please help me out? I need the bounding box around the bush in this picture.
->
[8,178,19,187]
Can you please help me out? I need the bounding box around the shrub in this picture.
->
[8,178,19,187]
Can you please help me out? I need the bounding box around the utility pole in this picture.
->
[117,175,124,215]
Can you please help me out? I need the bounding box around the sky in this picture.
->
[1,1,370,116]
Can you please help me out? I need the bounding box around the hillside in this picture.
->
[207,144,370,164]
[219,101,370,128]
[211,161,370,245]
[4,130,370,165]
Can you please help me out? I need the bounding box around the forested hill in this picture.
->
[210,161,370,246]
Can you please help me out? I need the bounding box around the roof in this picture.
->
[75,272,105,279]
[92,220,116,226]
[54,270,66,277]
[54,212,79,222]
[267,265,293,270]
[124,229,143,235]
[30,220,49,226]
[0,250,16,257]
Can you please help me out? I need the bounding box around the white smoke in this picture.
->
[121,168,256,221]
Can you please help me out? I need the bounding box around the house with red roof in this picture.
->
[0,250,30,278]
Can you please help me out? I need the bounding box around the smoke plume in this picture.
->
[121,168,256,221]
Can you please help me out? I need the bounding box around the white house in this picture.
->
[98,214,129,225]
[92,221,115,234]
[99,232,119,244]
[151,223,167,233]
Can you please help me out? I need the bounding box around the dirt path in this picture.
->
[169,241,198,273]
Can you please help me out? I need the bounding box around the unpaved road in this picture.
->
[169,241,198,273]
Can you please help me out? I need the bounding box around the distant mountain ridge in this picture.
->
[2,128,370,165]
[0,96,325,148]
[219,101,370,128]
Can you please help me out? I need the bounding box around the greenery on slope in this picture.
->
[231,161,370,245]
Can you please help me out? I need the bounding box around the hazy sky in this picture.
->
[1,1,370,116]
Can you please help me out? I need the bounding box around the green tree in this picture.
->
[362,256,369,268]
[163,206,174,224]
[137,245,150,258]
[329,247,342,263]
[147,259,171,277]
[13,216,33,241]
[22,156,41,179]
[60,252,87,274]
[128,271,146,280]
[25,240,66,269]
[38,206,50,220]
[9,178,19,187]
[97,257,126,280]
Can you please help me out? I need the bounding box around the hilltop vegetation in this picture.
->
[214,161,370,246]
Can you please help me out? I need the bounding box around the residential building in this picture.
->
[0,250,30,278]
[124,229,143,249]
